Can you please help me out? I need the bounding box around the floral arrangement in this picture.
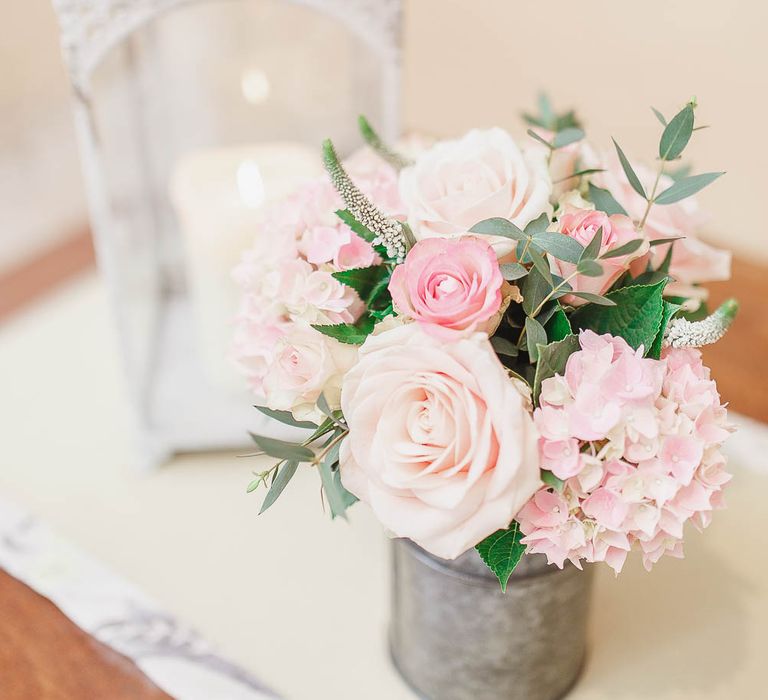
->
[234,100,737,589]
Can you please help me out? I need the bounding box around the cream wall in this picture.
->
[403,0,768,262]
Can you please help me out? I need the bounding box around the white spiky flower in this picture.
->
[322,139,413,263]
[663,299,738,348]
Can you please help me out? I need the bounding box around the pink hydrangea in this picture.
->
[517,330,733,574]
[231,150,401,418]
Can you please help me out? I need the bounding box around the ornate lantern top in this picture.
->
[52,0,402,94]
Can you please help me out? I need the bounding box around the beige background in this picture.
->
[1,0,766,266]
[403,0,768,262]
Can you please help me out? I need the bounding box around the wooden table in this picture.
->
[0,570,171,700]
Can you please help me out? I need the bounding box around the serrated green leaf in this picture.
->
[532,232,584,264]
[469,217,526,240]
[553,127,585,149]
[525,316,547,362]
[570,279,666,353]
[648,300,682,360]
[491,335,519,357]
[576,259,604,277]
[533,334,580,404]
[475,522,527,592]
[659,103,694,161]
[249,433,315,462]
[545,306,572,342]
[612,139,647,199]
[588,183,628,216]
[600,238,645,259]
[332,266,389,304]
[654,172,724,205]
[651,107,667,126]
[255,406,317,430]
[500,262,528,281]
[312,314,375,345]
[335,209,388,258]
[580,226,603,261]
[259,460,299,514]
[522,267,550,316]
[541,470,566,491]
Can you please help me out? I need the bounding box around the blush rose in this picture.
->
[339,324,541,560]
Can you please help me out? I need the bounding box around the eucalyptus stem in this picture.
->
[312,429,349,466]
[638,162,665,231]
[530,270,580,318]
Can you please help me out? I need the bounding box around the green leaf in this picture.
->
[580,227,603,261]
[651,107,667,126]
[259,460,299,514]
[335,209,375,242]
[532,232,584,264]
[524,213,551,235]
[254,406,317,430]
[600,238,645,259]
[576,259,604,277]
[654,172,724,205]
[249,433,315,462]
[552,127,585,149]
[612,139,647,199]
[475,522,527,592]
[588,183,628,216]
[319,456,357,519]
[533,334,580,404]
[491,335,519,357]
[649,236,685,247]
[568,291,616,306]
[570,279,666,353]
[648,300,682,360]
[312,314,375,345]
[469,217,526,240]
[525,316,547,362]
[545,306,572,342]
[522,267,550,316]
[541,470,565,491]
[316,393,346,429]
[527,247,553,285]
[659,103,694,161]
[554,168,605,184]
[500,262,528,281]
[526,128,553,149]
[332,266,389,303]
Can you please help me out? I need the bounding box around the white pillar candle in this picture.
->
[170,142,323,391]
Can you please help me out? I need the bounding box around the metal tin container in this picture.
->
[390,539,593,700]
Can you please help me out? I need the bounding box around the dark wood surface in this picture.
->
[0,569,172,700]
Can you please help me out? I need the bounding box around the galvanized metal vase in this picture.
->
[390,539,593,700]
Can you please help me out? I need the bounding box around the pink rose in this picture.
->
[388,237,504,337]
[339,324,541,559]
[399,128,552,257]
[552,206,648,305]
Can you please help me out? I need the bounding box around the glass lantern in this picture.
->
[51,0,402,467]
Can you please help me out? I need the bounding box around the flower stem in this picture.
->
[312,429,349,466]
[638,161,665,231]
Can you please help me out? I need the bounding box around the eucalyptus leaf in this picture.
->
[612,138,647,199]
[600,238,645,259]
[522,267,550,316]
[553,127,585,149]
[259,460,299,514]
[654,172,724,205]
[525,316,547,362]
[469,217,526,240]
[527,247,553,285]
[524,213,551,235]
[319,458,357,519]
[649,236,685,247]
[580,226,603,261]
[554,168,605,184]
[533,334,580,404]
[659,103,694,161]
[254,406,316,430]
[568,291,616,306]
[651,107,667,126]
[526,128,553,149]
[576,259,604,277]
[588,183,628,216]
[532,232,584,264]
[249,433,315,462]
[500,262,528,281]
[475,522,527,592]
[316,393,346,429]
[491,335,519,357]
